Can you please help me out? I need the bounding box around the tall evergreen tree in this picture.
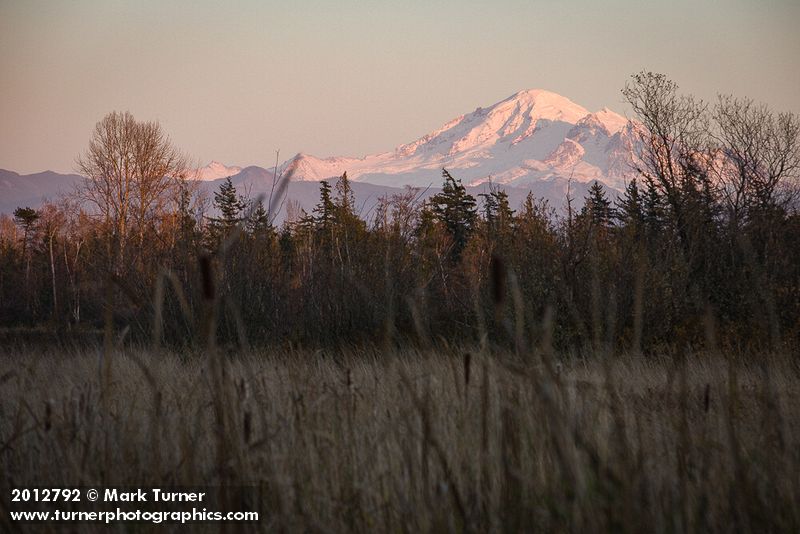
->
[480,185,515,249]
[13,207,39,258]
[313,180,336,232]
[582,181,614,226]
[334,172,356,216]
[616,178,645,229]
[642,178,666,233]
[13,206,39,287]
[246,199,272,237]
[333,172,363,232]
[208,177,246,241]
[430,169,477,257]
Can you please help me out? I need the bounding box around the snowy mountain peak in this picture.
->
[570,109,629,137]
[198,90,638,193]
[196,161,243,181]
[393,88,592,160]
[501,89,590,121]
[591,108,629,135]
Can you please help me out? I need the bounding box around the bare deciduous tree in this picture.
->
[622,72,710,208]
[76,111,189,273]
[713,95,800,225]
[622,71,717,261]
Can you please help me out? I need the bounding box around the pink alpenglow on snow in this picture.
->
[195,161,243,181]
[272,89,636,191]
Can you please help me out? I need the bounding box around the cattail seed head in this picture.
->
[44,399,53,432]
[199,254,215,301]
[243,410,252,444]
[491,253,506,314]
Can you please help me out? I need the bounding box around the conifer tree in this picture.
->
[582,181,614,227]
[480,185,515,250]
[313,181,336,232]
[246,199,272,237]
[13,207,39,259]
[13,206,39,286]
[519,192,538,222]
[642,178,666,232]
[517,192,553,236]
[616,178,645,229]
[333,172,363,232]
[491,189,515,230]
[430,169,477,257]
[414,202,438,244]
[331,172,365,267]
[208,177,246,241]
[334,172,356,217]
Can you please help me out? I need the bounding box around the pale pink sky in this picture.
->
[1,0,798,174]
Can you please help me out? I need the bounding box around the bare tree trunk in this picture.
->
[49,231,57,320]
[63,239,82,324]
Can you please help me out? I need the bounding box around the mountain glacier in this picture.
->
[267,89,637,191]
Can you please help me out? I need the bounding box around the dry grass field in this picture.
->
[1,344,799,532]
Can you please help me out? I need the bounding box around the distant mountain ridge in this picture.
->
[0,169,82,214]
[0,167,598,224]
[2,89,635,217]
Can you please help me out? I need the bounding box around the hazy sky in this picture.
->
[1,0,798,174]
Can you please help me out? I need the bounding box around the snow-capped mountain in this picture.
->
[279,89,637,191]
[1,89,638,217]
[195,161,242,181]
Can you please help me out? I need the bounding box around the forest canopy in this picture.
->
[1,73,798,353]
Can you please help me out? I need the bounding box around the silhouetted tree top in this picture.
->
[430,169,477,257]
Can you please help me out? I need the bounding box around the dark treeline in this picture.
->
[1,72,798,353]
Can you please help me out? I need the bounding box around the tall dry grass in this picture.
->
[1,344,798,533]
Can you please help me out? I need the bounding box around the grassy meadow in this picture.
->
[1,344,799,532]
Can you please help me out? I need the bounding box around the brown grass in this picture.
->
[1,345,799,532]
